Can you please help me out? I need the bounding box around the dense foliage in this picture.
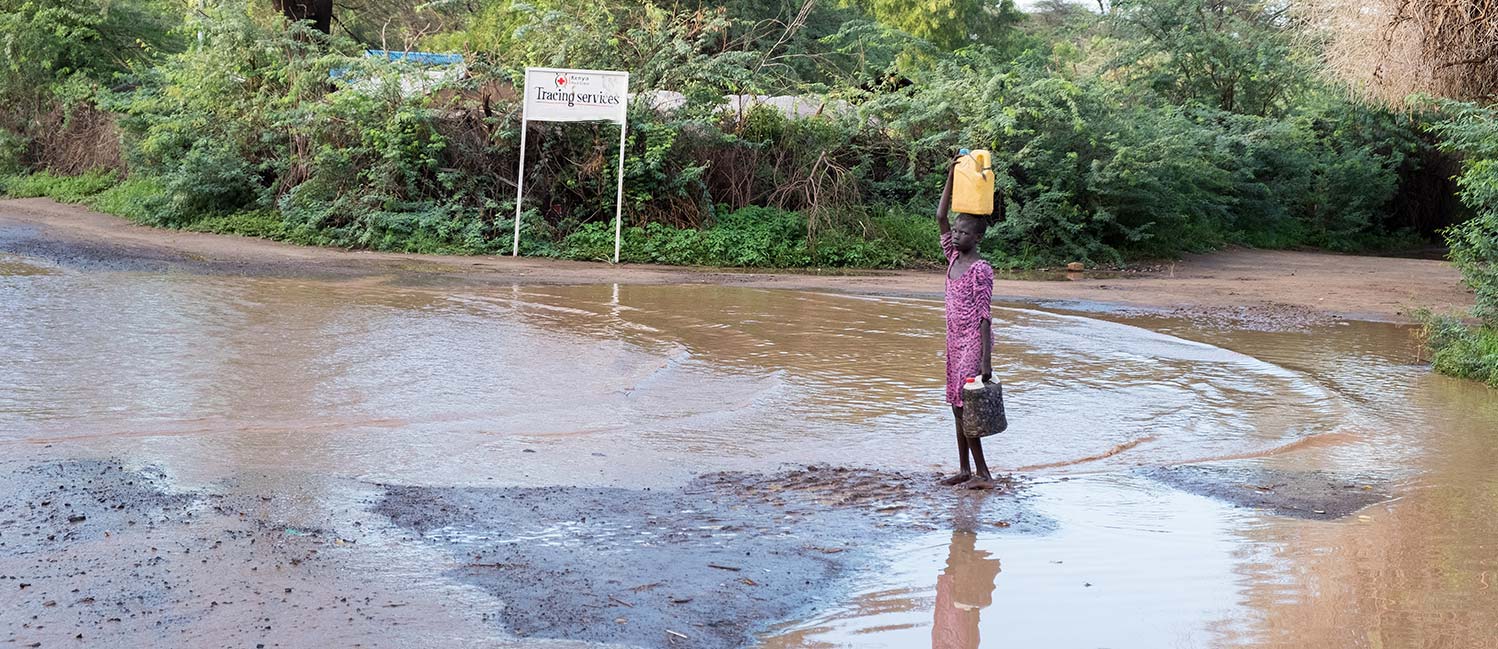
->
[2,0,1455,270]
[1418,102,1498,386]
[1430,103,1498,327]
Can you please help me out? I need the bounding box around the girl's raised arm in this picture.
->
[936,157,957,235]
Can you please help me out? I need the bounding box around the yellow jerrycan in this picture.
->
[952,148,995,215]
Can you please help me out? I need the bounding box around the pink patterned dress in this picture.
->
[942,232,994,407]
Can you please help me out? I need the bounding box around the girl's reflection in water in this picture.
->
[932,531,1001,649]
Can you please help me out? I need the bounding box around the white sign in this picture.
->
[514,67,631,263]
[522,67,628,124]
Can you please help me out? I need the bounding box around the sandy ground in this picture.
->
[0,197,1474,324]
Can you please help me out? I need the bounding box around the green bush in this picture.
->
[0,171,176,227]
[157,139,263,225]
[1418,312,1498,388]
[702,207,812,266]
[1415,101,1498,388]
[1430,102,1498,327]
[87,176,167,223]
[1,169,117,202]
[557,205,945,269]
[561,207,815,267]
[870,209,944,267]
[1433,327,1498,388]
[183,210,300,241]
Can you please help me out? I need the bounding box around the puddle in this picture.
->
[2,253,1496,647]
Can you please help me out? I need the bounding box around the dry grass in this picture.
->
[1303,0,1498,105]
[26,104,122,175]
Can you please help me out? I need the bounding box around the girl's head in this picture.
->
[951,214,988,253]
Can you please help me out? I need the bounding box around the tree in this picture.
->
[1,0,180,117]
[1112,0,1307,116]
[852,0,1023,50]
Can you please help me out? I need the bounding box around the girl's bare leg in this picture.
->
[961,436,996,490]
[940,407,972,485]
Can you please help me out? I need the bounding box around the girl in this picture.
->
[936,156,996,490]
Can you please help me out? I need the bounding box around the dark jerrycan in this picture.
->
[960,375,1007,438]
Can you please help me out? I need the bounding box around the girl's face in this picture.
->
[952,215,984,252]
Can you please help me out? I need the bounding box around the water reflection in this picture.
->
[932,531,1001,649]
[1218,373,1498,648]
[763,473,1250,648]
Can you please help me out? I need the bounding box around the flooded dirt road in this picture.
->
[3,233,1497,647]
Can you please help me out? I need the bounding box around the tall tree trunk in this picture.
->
[272,0,333,34]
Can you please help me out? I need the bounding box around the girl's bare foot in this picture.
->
[940,472,972,486]
[960,476,996,490]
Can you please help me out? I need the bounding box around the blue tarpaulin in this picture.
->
[330,50,464,80]
[363,50,464,66]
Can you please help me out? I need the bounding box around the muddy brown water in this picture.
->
[2,251,1497,648]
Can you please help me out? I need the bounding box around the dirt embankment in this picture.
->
[0,197,1474,325]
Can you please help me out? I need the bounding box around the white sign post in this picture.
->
[513,67,630,263]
